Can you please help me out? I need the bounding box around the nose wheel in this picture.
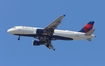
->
[18,36,20,40]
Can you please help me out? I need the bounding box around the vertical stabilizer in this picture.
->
[79,21,94,33]
[85,29,95,36]
[85,29,95,42]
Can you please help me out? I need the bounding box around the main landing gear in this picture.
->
[18,36,20,40]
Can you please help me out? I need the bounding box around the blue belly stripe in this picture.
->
[14,34,73,40]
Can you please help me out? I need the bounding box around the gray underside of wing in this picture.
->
[44,15,65,30]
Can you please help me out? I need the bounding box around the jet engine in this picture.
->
[32,40,41,46]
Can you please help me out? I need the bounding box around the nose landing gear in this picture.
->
[18,36,20,40]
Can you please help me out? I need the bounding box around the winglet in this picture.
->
[63,14,66,17]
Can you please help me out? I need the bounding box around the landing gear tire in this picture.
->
[46,44,49,47]
[18,36,20,40]
[18,38,20,40]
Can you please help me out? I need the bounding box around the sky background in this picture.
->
[0,0,105,66]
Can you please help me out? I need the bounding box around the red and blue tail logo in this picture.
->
[79,21,94,33]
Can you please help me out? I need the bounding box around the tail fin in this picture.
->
[85,29,95,42]
[79,21,94,33]
[85,29,95,36]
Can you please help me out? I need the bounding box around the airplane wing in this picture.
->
[39,15,65,51]
[44,15,65,36]
[45,41,55,51]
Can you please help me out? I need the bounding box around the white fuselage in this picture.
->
[7,26,95,40]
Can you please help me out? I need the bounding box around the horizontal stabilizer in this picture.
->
[86,38,91,42]
[85,29,95,36]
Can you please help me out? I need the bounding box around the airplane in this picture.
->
[7,15,96,51]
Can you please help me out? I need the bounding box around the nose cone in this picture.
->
[7,29,14,34]
[7,29,11,33]
[7,29,10,33]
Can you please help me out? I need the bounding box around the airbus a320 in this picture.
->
[7,15,96,51]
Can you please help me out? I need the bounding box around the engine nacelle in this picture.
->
[32,40,41,46]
